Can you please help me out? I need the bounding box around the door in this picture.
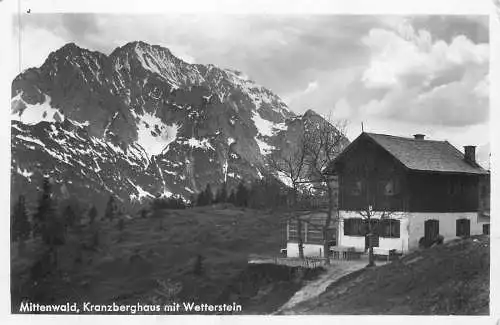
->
[456,219,471,237]
[424,219,439,240]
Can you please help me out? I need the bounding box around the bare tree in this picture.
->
[267,132,309,259]
[268,113,348,261]
[302,113,348,264]
[356,206,394,267]
[345,160,398,267]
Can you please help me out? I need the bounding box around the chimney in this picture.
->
[464,146,476,164]
[413,134,425,140]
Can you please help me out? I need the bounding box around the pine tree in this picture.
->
[188,194,197,208]
[33,178,65,266]
[196,190,206,206]
[215,183,228,204]
[11,195,31,245]
[117,218,125,231]
[104,195,118,221]
[88,205,98,224]
[236,182,248,207]
[64,205,76,230]
[228,189,236,205]
[33,178,53,238]
[204,183,213,205]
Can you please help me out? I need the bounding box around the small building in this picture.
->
[327,132,490,254]
[284,175,340,258]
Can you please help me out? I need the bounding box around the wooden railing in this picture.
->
[248,254,327,269]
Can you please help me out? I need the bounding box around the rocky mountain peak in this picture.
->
[11,41,347,211]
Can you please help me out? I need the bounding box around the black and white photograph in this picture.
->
[4,0,496,318]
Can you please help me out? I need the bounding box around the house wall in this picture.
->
[286,242,324,258]
[338,210,485,254]
[333,134,485,214]
[338,211,410,253]
[407,172,480,212]
[406,211,484,250]
[335,136,410,212]
[286,211,339,258]
[478,174,490,214]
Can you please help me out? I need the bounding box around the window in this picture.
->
[483,224,490,235]
[350,180,362,196]
[378,179,400,196]
[363,219,380,235]
[384,180,395,196]
[456,218,471,237]
[288,220,305,241]
[379,219,401,238]
[306,224,324,244]
[344,218,364,236]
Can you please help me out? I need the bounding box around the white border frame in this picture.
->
[0,0,497,324]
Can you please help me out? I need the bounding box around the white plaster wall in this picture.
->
[338,211,410,253]
[286,242,324,257]
[338,235,365,252]
[287,210,487,257]
[407,212,482,250]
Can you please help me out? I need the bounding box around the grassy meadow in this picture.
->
[11,205,287,313]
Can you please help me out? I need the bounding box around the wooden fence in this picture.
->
[248,254,327,269]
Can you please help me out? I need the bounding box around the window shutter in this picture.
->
[393,220,400,238]
[381,219,390,237]
[344,219,351,236]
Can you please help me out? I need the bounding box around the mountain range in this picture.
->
[11,41,345,212]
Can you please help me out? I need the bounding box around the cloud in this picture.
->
[15,14,382,97]
[357,21,488,127]
[409,15,489,44]
[12,13,490,148]
[11,19,68,77]
[333,98,352,120]
[303,81,318,94]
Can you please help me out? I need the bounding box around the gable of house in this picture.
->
[329,132,488,213]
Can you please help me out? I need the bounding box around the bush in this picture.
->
[419,234,444,249]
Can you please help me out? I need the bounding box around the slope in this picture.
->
[285,235,489,315]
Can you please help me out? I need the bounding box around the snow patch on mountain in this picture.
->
[255,137,274,155]
[69,119,90,128]
[128,178,155,201]
[274,122,288,132]
[11,93,65,125]
[252,111,276,137]
[159,189,174,198]
[186,137,214,150]
[136,112,179,158]
[16,166,33,181]
[276,171,293,188]
[16,134,46,148]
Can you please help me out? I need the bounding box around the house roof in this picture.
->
[363,133,489,175]
[327,132,488,175]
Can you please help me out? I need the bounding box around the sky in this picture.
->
[11,14,490,166]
